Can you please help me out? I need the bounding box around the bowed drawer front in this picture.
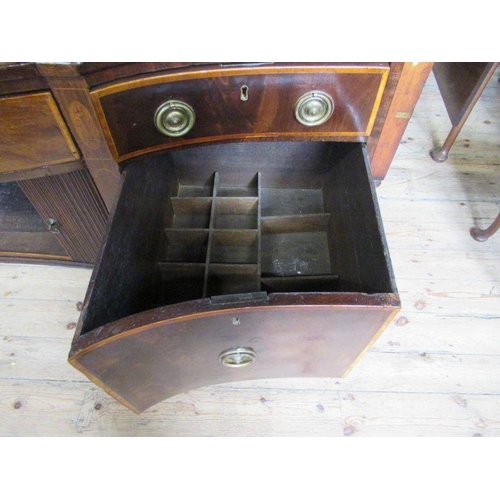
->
[91,64,389,162]
[69,141,400,413]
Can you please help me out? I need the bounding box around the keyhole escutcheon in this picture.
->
[240,85,249,101]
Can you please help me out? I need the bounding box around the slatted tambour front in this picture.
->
[91,64,389,162]
[70,141,400,413]
[19,170,108,263]
[0,181,69,260]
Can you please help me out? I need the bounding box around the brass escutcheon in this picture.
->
[240,85,249,101]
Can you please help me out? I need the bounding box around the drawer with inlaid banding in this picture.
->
[90,64,389,163]
[69,140,400,413]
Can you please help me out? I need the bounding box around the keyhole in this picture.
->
[240,85,249,101]
[46,218,60,234]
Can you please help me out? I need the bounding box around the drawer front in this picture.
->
[91,64,389,162]
[0,92,80,172]
[69,141,399,412]
[71,302,398,414]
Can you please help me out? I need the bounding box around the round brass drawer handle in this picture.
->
[154,100,196,137]
[219,347,256,368]
[294,90,334,127]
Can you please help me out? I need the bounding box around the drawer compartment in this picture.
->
[91,64,389,162]
[70,141,400,413]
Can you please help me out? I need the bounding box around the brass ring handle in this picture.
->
[294,91,334,127]
[154,100,196,137]
[219,347,256,368]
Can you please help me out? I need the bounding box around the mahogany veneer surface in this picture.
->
[91,64,389,162]
[0,92,80,172]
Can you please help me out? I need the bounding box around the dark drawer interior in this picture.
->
[79,141,396,332]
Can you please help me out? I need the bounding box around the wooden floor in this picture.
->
[1,68,500,437]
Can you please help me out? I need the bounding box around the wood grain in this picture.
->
[71,304,397,413]
[0,262,91,300]
[0,180,69,260]
[0,159,86,184]
[92,64,389,97]
[75,154,176,336]
[79,62,215,87]
[368,62,434,179]
[0,299,85,339]
[92,65,389,162]
[69,141,399,412]
[433,62,499,125]
[366,63,405,158]
[37,65,121,210]
[430,63,499,162]
[0,92,80,172]
[19,169,108,263]
[1,67,500,435]
[0,62,48,96]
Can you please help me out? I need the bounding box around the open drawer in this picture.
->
[69,141,400,413]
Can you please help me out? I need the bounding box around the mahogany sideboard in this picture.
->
[0,62,433,412]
